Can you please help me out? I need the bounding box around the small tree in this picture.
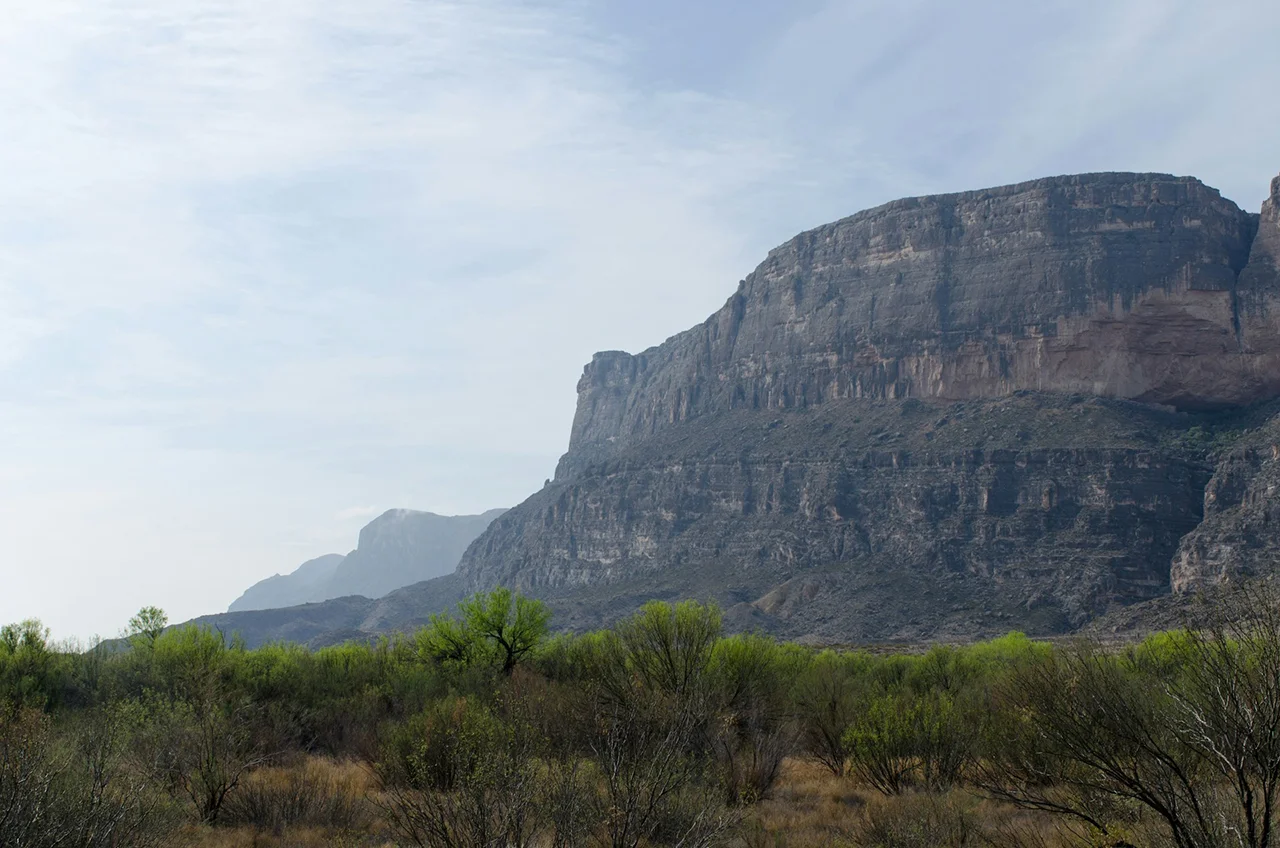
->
[418,589,550,676]
[127,607,168,651]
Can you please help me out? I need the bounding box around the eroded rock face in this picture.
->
[457,172,1280,640]
[563,174,1269,476]
[1170,408,1280,593]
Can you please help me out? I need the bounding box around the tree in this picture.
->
[0,620,65,709]
[419,589,550,676]
[127,607,168,651]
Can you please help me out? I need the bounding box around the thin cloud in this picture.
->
[336,505,380,522]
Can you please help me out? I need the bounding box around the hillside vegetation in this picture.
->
[5,588,1280,847]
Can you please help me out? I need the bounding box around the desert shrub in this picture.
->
[219,757,371,833]
[980,589,1280,848]
[844,690,976,795]
[135,693,275,823]
[0,620,76,710]
[376,695,543,848]
[710,634,801,803]
[583,601,744,846]
[854,791,979,848]
[793,650,866,776]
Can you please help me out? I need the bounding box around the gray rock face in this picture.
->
[228,553,346,613]
[458,172,1280,640]
[464,395,1211,639]
[225,509,505,613]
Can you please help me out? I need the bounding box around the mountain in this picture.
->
[202,171,1280,647]
[456,172,1280,641]
[226,509,505,613]
[228,554,346,613]
[325,508,507,600]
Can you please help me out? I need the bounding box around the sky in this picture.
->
[1,0,1278,641]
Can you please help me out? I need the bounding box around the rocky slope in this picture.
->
[1169,402,1280,593]
[198,574,466,649]
[227,509,504,613]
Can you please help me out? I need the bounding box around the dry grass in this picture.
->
[740,759,1076,848]
[743,759,867,846]
[177,757,392,848]
[170,754,1094,848]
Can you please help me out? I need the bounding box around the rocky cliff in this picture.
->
[561,174,1271,474]
[456,172,1280,641]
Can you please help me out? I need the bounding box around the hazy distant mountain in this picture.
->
[325,508,508,600]
[226,509,505,613]
[229,553,346,612]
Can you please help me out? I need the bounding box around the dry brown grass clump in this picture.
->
[739,759,1079,848]
[178,756,388,847]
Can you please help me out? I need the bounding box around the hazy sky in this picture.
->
[3,0,1278,641]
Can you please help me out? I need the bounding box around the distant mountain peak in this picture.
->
[226,509,505,613]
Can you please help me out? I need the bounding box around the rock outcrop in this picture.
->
[457,172,1280,640]
[1170,404,1280,592]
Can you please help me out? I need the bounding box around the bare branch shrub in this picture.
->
[980,584,1280,848]
[0,705,173,847]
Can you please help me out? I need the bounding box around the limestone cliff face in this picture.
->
[454,172,1280,640]
[1167,178,1280,593]
[562,174,1270,477]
